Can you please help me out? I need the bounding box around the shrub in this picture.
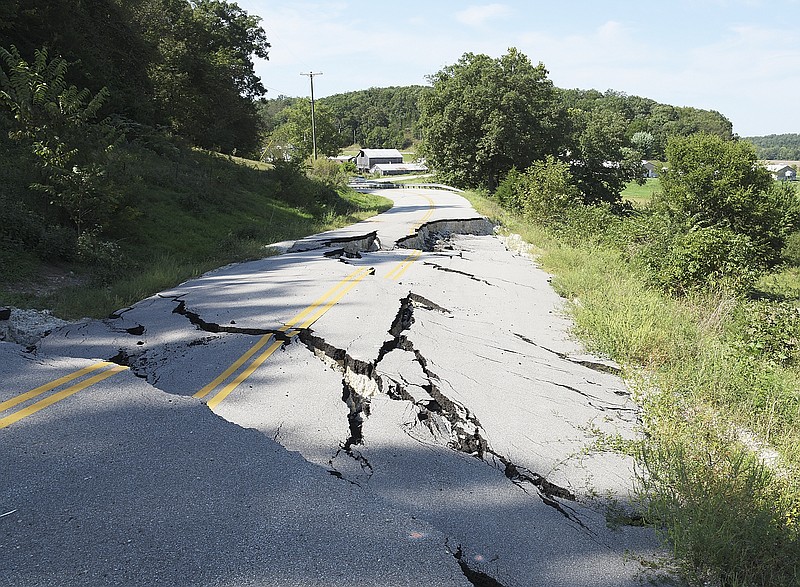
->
[730,300,800,367]
[641,224,760,294]
[307,157,349,189]
[495,156,580,222]
[658,134,800,270]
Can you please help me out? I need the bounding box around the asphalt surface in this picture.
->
[1,187,671,586]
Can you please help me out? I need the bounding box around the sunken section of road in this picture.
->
[2,189,669,586]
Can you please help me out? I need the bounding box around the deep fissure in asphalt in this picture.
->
[296,289,585,528]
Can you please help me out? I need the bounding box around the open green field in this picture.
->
[621,177,661,207]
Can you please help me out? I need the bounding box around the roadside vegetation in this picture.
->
[463,135,800,586]
[0,3,391,319]
[0,48,389,319]
[408,41,800,587]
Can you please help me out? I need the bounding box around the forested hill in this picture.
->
[260,84,733,162]
[0,0,269,154]
[744,134,800,160]
[556,88,733,160]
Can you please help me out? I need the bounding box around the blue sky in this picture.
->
[236,0,800,136]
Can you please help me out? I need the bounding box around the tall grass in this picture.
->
[465,190,800,587]
[0,145,391,318]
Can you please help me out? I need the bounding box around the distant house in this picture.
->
[370,162,429,176]
[356,148,403,171]
[642,160,659,178]
[765,164,797,181]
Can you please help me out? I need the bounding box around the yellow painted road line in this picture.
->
[0,361,113,413]
[0,364,128,430]
[386,250,422,281]
[207,339,284,409]
[193,334,274,400]
[196,266,372,407]
[294,268,371,329]
[281,267,371,330]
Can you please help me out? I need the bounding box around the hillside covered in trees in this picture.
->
[745,133,800,160]
[261,76,734,172]
[0,0,384,312]
[1,0,270,154]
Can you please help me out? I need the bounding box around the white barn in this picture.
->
[765,164,796,181]
[356,148,403,171]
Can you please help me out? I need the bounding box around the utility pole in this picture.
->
[300,72,322,159]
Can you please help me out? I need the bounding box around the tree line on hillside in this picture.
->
[258,86,426,159]
[745,133,800,160]
[260,60,733,181]
[0,0,271,276]
[1,0,269,154]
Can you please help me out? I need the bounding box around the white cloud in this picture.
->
[455,4,512,27]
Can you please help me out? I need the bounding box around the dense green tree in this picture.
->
[419,48,563,190]
[256,95,299,136]
[631,131,655,159]
[566,108,644,205]
[0,0,270,154]
[0,0,158,123]
[649,134,800,284]
[133,0,270,153]
[267,99,340,161]
[0,46,118,242]
[495,156,579,220]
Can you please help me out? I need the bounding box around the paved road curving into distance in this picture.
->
[1,186,669,586]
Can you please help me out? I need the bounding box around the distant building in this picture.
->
[765,164,796,181]
[370,163,429,176]
[356,148,403,171]
[642,160,659,178]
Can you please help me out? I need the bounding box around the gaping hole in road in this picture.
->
[395,218,494,252]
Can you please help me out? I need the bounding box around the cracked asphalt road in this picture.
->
[1,187,669,586]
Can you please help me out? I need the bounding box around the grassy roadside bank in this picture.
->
[464,191,800,586]
[0,149,391,319]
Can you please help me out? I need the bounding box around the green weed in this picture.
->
[0,141,391,318]
[467,188,800,586]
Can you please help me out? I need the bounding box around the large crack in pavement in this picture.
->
[451,543,508,587]
[19,222,662,585]
[513,332,623,376]
[422,260,495,286]
[170,298,293,338]
[294,290,592,538]
[287,229,381,254]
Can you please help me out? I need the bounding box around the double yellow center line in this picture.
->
[0,361,128,429]
[384,193,434,282]
[410,194,435,233]
[194,266,373,409]
[385,250,422,281]
[4,194,439,425]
